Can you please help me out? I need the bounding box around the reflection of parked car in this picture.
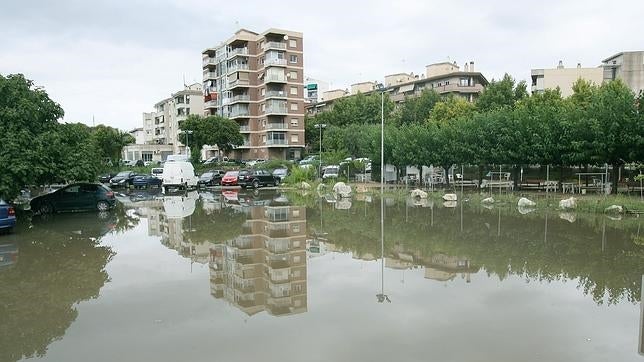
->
[272,168,288,182]
[0,243,18,270]
[238,169,280,189]
[132,175,163,188]
[221,171,239,186]
[110,171,138,187]
[0,199,16,233]
[151,167,164,179]
[323,165,340,180]
[30,183,117,214]
[198,170,226,187]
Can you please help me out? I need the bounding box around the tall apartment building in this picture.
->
[531,60,604,97]
[307,60,488,115]
[602,51,644,95]
[202,28,305,161]
[209,204,308,317]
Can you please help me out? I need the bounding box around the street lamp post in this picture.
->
[183,130,194,156]
[375,82,389,304]
[314,123,327,178]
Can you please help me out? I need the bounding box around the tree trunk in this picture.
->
[512,165,520,190]
[558,165,564,190]
[478,165,484,185]
[444,165,450,187]
[611,163,620,194]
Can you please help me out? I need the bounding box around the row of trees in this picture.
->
[0,74,135,200]
[305,75,644,193]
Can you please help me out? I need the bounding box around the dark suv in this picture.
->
[237,169,280,189]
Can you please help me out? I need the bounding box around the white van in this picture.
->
[162,156,198,192]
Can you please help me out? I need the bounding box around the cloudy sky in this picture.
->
[1,0,642,130]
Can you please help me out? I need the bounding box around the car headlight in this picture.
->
[119,179,126,184]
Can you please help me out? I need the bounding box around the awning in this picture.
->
[399,84,415,93]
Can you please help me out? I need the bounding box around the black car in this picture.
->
[99,172,117,183]
[198,170,226,187]
[237,169,280,189]
[132,175,163,188]
[30,183,117,214]
[110,171,138,187]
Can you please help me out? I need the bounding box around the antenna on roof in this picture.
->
[183,74,187,88]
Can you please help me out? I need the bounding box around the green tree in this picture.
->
[398,89,441,125]
[179,114,244,163]
[428,96,475,123]
[476,73,527,112]
[0,74,64,199]
[90,124,134,165]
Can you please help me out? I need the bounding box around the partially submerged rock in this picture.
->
[299,182,311,190]
[411,188,428,199]
[443,201,458,208]
[559,197,577,209]
[517,197,536,207]
[333,182,352,198]
[517,205,536,215]
[604,205,623,214]
[481,197,495,204]
[442,193,457,201]
[559,212,576,223]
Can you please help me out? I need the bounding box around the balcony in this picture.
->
[265,90,287,99]
[265,74,287,83]
[264,41,286,50]
[266,123,288,130]
[228,64,249,74]
[239,125,250,132]
[264,58,287,67]
[266,139,288,146]
[227,48,249,58]
[203,71,218,80]
[205,100,218,109]
[235,141,251,149]
[229,107,250,118]
[229,79,250,88]
[202,57,217,67]
[229,94,250,104]
[265,102,288,115]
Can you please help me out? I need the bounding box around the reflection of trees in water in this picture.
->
[0,207,136,362]
[307,199,644,305]
[184,202,246,245]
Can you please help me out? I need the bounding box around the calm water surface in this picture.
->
[1,189,643,362]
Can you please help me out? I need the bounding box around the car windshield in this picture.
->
[238,170,250,176]
[224,171,238,177]
[201,172,213,177]
[151,168,163,174]
[116,171,130,177]
[274,169,287,175]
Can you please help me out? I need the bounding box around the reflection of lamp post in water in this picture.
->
[376,187,390,303]
[314,123,326,177]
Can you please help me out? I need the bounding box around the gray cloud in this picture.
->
[1,0,642,130]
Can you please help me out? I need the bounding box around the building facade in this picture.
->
[304,77,329,103]
[306,60,488,115]
[202,28,305,161]
[531,61,603,97]
[602,51,644,95]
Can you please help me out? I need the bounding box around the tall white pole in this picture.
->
[319,125,322,178]
[380,91,385,299]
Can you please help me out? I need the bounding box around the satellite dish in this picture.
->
[284,35,289,40]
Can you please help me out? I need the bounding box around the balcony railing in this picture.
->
[202,57,217,66]
[239,125,250,132]
[228,64,249,74]
[266,139,287,145]
[265,74,287,83]
[266,123,288,130]
[229,110,250,118]
[229,79,250,87]
[205,100,218,108]
[265,90,287,98]
[265,106,288,115]
[230,94,250,103]
[265,58,287,66]
[203,72,218,79]
[264,41,286,50]
[228,48,249,57]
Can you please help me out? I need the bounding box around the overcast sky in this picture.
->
[1,0,642,130]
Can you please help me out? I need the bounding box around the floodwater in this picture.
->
[1,189,643,362]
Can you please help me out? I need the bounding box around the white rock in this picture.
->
[335,199,352,210]
[517,205,536,215]
[300,182,311,190]
[604,205,623,214]
[559,212,576,223]
[481,197,495,204]
[559,197,577,209]
[442,193,458,201]
[333,182,352,198]
[411,188,428,199]
[443,201,458,208]
[517,197,536,207]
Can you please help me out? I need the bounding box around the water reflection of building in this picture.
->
[209,205,308,317]
[423,254,478,283]
[640,275,643,356]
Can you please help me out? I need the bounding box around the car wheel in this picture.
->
[97,201,110,212]
[39,202,54,215]
[252,180,260,189]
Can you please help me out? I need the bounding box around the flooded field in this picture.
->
[1,189,643,362]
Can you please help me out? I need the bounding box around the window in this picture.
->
[186,108,190,115]
[290,118,298,127]
[64,185,80,194]
[460,77,470,87]
[290,103,298,111]
[291,134,299,143]
[289,39,296,48]
[261,88,266,96]
[142,152,153,162]
[289,54,298,63]
[261,103,266,111]
[290,86,298,95]
[293,209,300,217]
[293,239,300,246]
[289,71,297,80]
[262,135,266,143]
[293,255,301,263]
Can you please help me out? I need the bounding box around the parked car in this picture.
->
[272,168,288,182]
[221,171,239,186]
[99,172,117,183]
[198,170,226,187]
[144,161,154,167]
[151,167,164,179]
[323,165,340,180]
[122,160,137,167]
[203,157,219,165]
[237,169,280,189]
[30,183,116,214]
[110,171,138,187]
[162,157,198,192]
[132,175,163,188]
[245,159,266,168]
[0,199,17,233]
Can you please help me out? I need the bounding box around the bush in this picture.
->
[284,166,316,184]
[257,159,293,171]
